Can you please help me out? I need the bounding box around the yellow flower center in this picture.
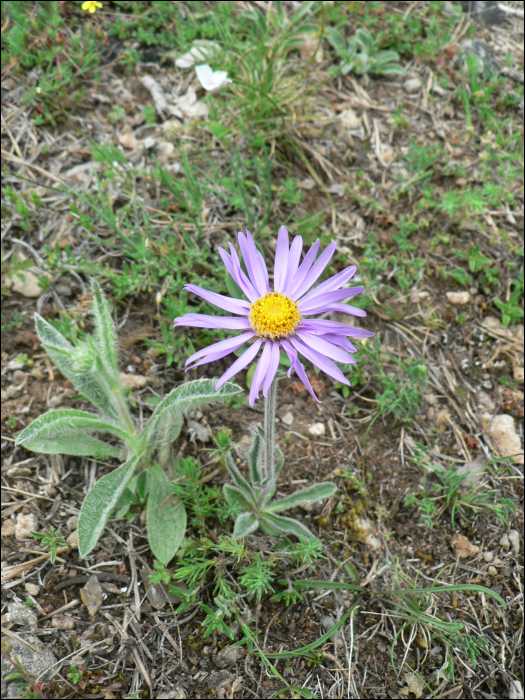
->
[249,292,301,339]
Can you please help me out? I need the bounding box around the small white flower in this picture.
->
[195,64,232,93]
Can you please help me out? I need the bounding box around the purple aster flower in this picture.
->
[174,227,374,405]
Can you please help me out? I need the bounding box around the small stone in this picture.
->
[118,129,139,150]
[6,601,38,631]
[80,576,104,616]
[427,407,435,421]
[339,108,361,130]
[119,373,148,390]
[281,412,294,426]
[403,77,422,93]
[66,516,78,532]
[208,670,235,690]
[403,672,425,699]
[185,418,210,443]
[15,513,38,540]
[1,519,16,537]
[481,414,524,465]
[499,533,510,551]
[4,268,52,298]
[446,291,471,305]
[156,689,187,700]
[488,566,497,576]
[156,140,175,163]
[477,390,495,413]
[66,530,78,549]
[508,530,520,555]
[513,367,524,383]
[25,583,40,597]
[308,422,326,437]
[482,551,494,563]
[51,614,75,630]
[452,533,479,558]
[214,645,244,669]
[1,633,57,696]
[435,408,450,432]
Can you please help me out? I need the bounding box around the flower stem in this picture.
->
[264,379,278,483]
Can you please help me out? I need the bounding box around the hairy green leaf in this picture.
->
[266,482,337,513]
[91,279,118,376]
[260,513,314,540]
[78,456,138,558]
[225,453,257,503]
[15,410,131,454]
[233,512,259,539]
[223,484,256,511]
[248,425,264,483]
[142,378,242,448]
[147,463,186,566]
[34,314,123,423]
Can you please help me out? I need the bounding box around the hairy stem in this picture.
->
[263,380,278,483]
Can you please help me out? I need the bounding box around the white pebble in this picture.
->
[308,422,326,437]
[508,530,520,555]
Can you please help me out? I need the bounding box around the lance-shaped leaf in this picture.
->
[34,314,123,423]
[260,513,315,541]
[91,279,118,376]
[248,425,264,484]
[266,482,337,514]
[15,410,131,457]
[233,512,259,539]
[147,463,186,566]
[78,456,139,558]
[142,378,242,448]
[223,484,256,511]
[274,443,285,482]
[225,453,256,504]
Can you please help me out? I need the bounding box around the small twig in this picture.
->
[500,68,525,85]
[103,611,152,688]
[1,546,71,584]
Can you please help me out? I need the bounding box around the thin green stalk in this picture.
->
[263,380,278,483]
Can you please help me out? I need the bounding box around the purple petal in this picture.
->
[237,232,264,297]
[287,239,320,299]
[229,243,259,300]
[247,230,271,295]
[273,226,289,293]
[319,303,367,318]
[281,339,321,403]
[295,331,355,364]
[282,235,303,296]
[249,341,272,406]
[262,341,280,397]
[298,265,357,305]
[238,231,270,297]
[289,337,350,386]
[184,284,250,315]
[218,247,258,302]
[321,334,357,353]
[298,287,364,314]
[291,241,337,300]
[185,331,254,367]
[215,338,263,390]
[174,314,252,330]
[299,319,375,338]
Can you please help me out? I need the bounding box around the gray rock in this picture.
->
[156,687,187,699]
[1,634,57,698]
[185,418,210,443]
[5,602,38,631]
[214,645,244,669]
[403,77,422,94]
[454,1,504,26]
[459,39,500,78]
[208,670,235,690]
